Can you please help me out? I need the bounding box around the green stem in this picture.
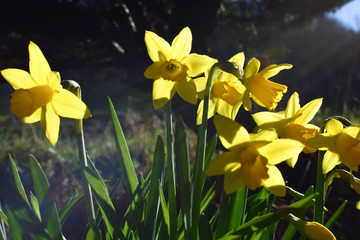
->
[314,150,325,224]
[165,101,177,240]
[76,117,96,228]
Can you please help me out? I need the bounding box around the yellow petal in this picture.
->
[293,98,323,125]
[343,125,360,138]
[196,98,217,125]
[262,166,286,197]
[183,54,216,78]
[52,89,91,119]
[260,63,292,79]
[250,129,278,142]
[242,89,252,111]
[244,58,260,80]
[29,42,51,85]
[217,99,236,120]
[144,62,162,80]
[240,152,268,190]
[252,111,285,128]
[285,92,300,118]
[206,150,240,176]
[176,79,197,104]
[229,52,245,69]
[326,119,343,135]
[10,85,53,118]
[1,69,37,90]
[171,27,192,60]
[24,108,41,123]
[224,170,244,194]
[152,78,176,109]
[323,151,340,174]
[144,30,171,62]
[214,115,249,149]
[258,139,303,165]
[285,155,299,168]
[193,76,207,99]
[306,134,336,152]
[41,104,60,146]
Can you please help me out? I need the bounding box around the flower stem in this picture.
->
[165,101,177,239]
[314,149,325,224]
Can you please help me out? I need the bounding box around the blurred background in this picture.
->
[0,0,359,239]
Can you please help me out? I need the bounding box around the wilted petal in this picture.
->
[145,30,171,62]
[293,98,323,125]
[323,151,340,174]
[152,78,176,109]
[259,139,303,165]
[29,41,51,85]
[176,79,197,104]
[42,104,60,146]
[1,69,37,90]
[214,115,249,149]
[262,166,286,197]
[260,63,292,79]
[52,89,91,119]
[285,92,300,118]
[224,171,244,194]
[171,27,192,60]
[183,54,216,77]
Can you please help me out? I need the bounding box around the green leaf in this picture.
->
[158,181,170,236]
[174,117,191,238]
[6,204,23,240]
[0,208,8,227]
[29,155,50,204]
[58,193,83,225]
[8,154,29,205]
[199,214,213,240]
[108,97,139,194]
[143,136,165,240]
[325,200,347,230]
[219,194,315,239]
[86,226,102,240]
[200,182,216,214]
[29,192,41,221]
[40,199,63,240]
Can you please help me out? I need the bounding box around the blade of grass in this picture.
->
[8,154,29,205]
[325,200,347,229]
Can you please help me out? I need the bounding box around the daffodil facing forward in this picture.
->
[206,115,303,196]
[252,92,322,167]
[144,27,216,109]
[306,119,360,173]
[242,58,292,111]
[196,52,245,124]
[1,42,91,145]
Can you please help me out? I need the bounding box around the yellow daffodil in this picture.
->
[306,119,360,173]
[285,214,335,240]
[252,92,322,167]
[144,27,216,109]
[206,115,303,196]
[196,52,245,124]
[1,42,91,146]
[242,58,292,111]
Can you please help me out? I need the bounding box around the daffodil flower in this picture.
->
[206,115,303,196]
[252,92,322,167]
[306,119,360,173]
[196,52,245,124]
[144,27,216,109]
[242,58,292,111]
[1,42,91,146]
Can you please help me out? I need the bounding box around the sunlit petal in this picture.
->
[326,119,343,135]
[152,78,176,109]
[285,92,300,118]
[322,151,340,174]
[229,52,245,69]
[262,166,286,197]
[214,115,249,148]
[293,98,323,125]
[193,76,207,99]
[24,108,41,123]
[252,111,285,126]
[196,98,217,125]
[176,79,197,104]
[145,30,171,62]
[206,151,240,176]
[259,139,303,165]
[244,58,260,80]
[52,89,91,119]
[171,27,192,60]
[42,104,60,146]
[183,54,216,77]
[217,99,236,120]
[306,134,336,151]
[1,69,36,90]
[29,41,51,85]
[144,62,162,80]
[250,129,278,142]
[242,89,252,111]
[260,63,292,79]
